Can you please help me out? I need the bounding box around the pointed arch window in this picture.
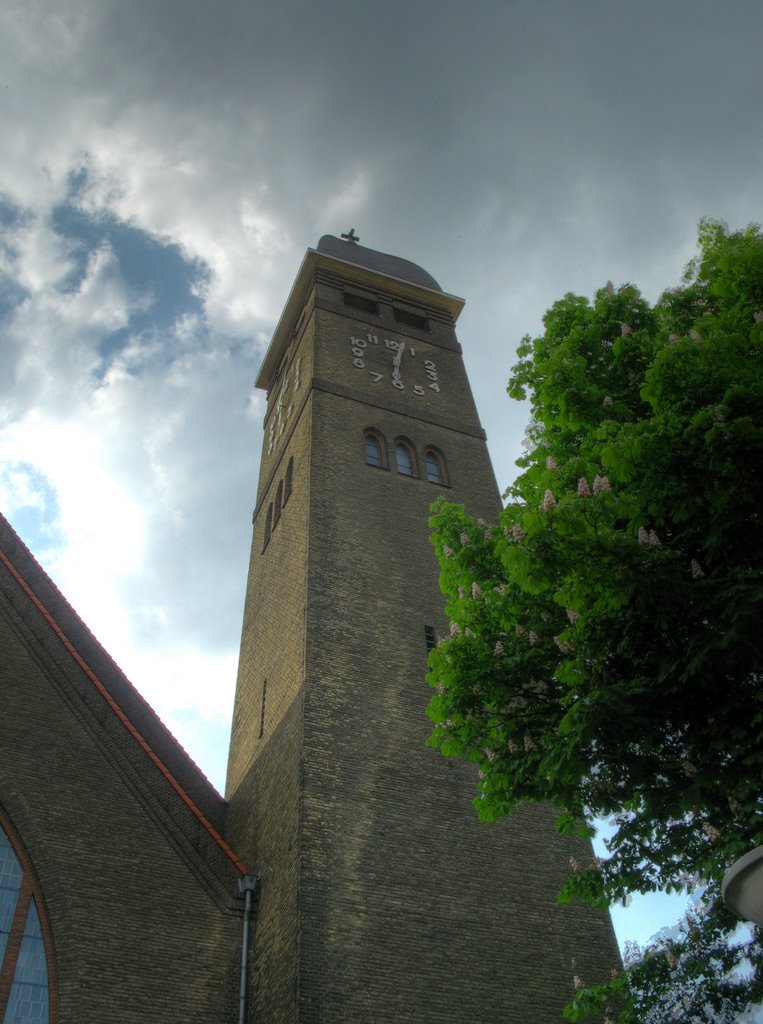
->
[395,440,417,477]
[0,818,55,1023]
[364,430,387,469]
[424,447,448,486]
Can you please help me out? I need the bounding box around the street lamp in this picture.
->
[722,846,763,926]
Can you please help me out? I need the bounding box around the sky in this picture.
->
[1,0,761,957]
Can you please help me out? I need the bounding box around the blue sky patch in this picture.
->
[0,463,64,557]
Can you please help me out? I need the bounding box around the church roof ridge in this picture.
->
[0,511,247,877]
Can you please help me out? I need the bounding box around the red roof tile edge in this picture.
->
[0,543,248,876]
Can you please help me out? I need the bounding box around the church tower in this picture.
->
[225,234,619,1023]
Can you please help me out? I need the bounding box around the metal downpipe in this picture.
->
[238,874,259,1024]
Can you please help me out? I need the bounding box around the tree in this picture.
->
[426,221,763,1022]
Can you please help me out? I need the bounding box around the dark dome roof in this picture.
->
[316,235,442,292]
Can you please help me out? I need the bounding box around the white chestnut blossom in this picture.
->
[703,822,720,843]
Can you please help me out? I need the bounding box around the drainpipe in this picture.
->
[238,874,260,1024]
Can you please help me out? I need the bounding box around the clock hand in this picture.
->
[391,342,405,385]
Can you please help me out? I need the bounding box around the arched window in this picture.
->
[0,817,55,1023]
[364,430,386,469]
[262,503,273,552]
[424,447,447,485]
[283,458,294,506]
[274,481,284,524]
[395,440,416,477]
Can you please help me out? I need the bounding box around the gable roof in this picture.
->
[0,512,246,882]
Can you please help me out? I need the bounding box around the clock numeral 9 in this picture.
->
[350,335,366,368]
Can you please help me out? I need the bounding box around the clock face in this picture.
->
[347,333,441,397]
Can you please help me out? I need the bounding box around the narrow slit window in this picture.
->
[424,625,436,652]
[262,504,273,552]
[284,458,294,505]
[258,680,268,739]
[274,481,284,524]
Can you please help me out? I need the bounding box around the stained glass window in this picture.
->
[0,832,22,966]
[0,823,52,1023]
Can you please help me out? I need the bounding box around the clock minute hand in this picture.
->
[391,342,405,383]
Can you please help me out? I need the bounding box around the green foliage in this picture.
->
[427,221,763,1022]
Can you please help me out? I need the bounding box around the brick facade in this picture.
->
[226,237,621,1023]
[0,521,244,1023]
[0,235,620,1023]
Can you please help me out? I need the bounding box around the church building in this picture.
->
[0,234,619,1022]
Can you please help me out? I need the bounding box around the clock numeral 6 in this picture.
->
[392,379,405,390]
